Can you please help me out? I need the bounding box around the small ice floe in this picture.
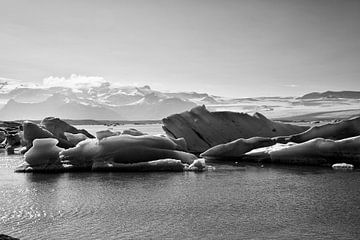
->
[185,158,215,172]
[92,159,185,172]
[332,163,354,170]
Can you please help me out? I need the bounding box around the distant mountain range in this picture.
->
[0,82,218,120]
[299,91,360,99]
[0,80,359,121]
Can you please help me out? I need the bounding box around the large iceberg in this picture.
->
[275,116,360,143]
[15,134,204,173]
[59,135,197,167]
[244,136,360,166]
[40,117,94,139]
[162,106,308,153]
[23,121,74,150]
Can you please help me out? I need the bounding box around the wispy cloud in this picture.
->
[0,77,21,82]
[43,74,109,89]
[284,84,299,88]
[0,76,38,92]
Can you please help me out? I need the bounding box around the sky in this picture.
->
[1,0,360,97]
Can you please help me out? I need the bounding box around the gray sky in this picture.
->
[1,0,360,97]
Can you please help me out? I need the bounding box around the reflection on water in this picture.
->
[1,156,360,239]
[1,124,360,239]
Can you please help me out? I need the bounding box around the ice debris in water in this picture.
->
[92,159,185,172]
[332,163,354,170]
[185,158,215,171]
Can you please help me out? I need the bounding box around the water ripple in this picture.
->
[2,153,360,239]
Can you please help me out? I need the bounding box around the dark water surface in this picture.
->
[1,154,360,240]
[1,124,360,239]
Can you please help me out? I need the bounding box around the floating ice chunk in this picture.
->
[122,128,146,136]
[332,163,354,170]
[60,135,197,166]
[244,142,296,160]
[162,105,308,153]
[169,137,188,151]
[23,120,74,150]
[64,132,88,145]
[59,138,99,166]
[201,137,276,159]
[185,158,212,171]
[96,130,119,140]
[269,137,360,166]
[24,138,64,166]
[92,158,185,172]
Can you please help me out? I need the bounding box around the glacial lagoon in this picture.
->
[1,124,360,239]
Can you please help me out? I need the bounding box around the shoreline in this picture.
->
[2,107,358,126]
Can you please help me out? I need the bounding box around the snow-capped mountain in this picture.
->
[0,80,204,120]
[0,77,359,120]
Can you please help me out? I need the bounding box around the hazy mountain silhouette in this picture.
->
[0,81,359,120]
[300,91,360,99]
[0,85,204,120]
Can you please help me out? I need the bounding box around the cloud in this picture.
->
[43,74,109,89]
[0,76,38,92]
[284,84,299,88]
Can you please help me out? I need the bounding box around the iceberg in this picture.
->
[162,106,308,153]
[64,132,88,145]
[244,136,360,166]
[200,137,276,159]
[59,135,197,167]
[24,138,64,166]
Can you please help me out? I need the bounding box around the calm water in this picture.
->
[1,125,360,239]
[75,123,165,136]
